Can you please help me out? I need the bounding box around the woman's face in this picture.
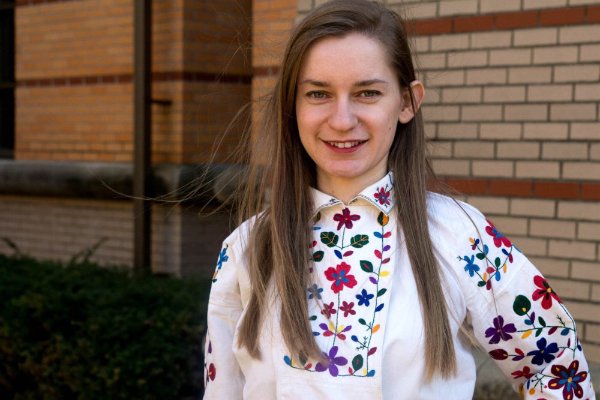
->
[295,33,420,194]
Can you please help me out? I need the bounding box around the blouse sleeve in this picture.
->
[451,204,595,399]
[203,238,245,399]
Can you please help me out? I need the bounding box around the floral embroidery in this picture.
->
[333,208,360,230]
[315,346,348,377]
[340,301,356,317]
[324,262,357,293]
[458,220,515,290]
[212,245,229,283]
[485,219,512,248]
[373,186,391,206]
[548,360,588,400]
[307,283,323,300]
[356,289,374,307]
[321,301,337,318]
[204,339,216,386]
[511,366,534,380]
[486,274,586,399]
[527,337,559,365]
[532,275,561,310]
[285,205,392,378]
[485,315,517,344]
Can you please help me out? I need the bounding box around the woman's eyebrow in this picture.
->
[298,78,389,86]
[355,79,388,86]
[298,79,328,87]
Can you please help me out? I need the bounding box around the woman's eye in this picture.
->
[359,90,381,98]
[307,91,328,99]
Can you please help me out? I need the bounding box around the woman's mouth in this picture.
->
[325,140,367,149]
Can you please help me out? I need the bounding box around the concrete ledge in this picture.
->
[0,160,237,203]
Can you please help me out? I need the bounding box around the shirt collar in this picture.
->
[310,172,395,217]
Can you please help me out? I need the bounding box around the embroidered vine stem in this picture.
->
[365,222,386,374]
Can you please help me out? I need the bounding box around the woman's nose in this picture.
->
[328,98,358,132]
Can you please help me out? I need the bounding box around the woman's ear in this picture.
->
[398,80,425,124]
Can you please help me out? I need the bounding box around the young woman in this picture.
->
[203,1,594,398]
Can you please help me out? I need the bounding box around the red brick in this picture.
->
[587,5,600,23]
[490,179,533,197]
[453,15,495,33]
[409,19,453,36]
[582,183,600,200]
[494,11,539,30]
[540,7,585,26]
[444,178,489,195]
[534,181,580,199]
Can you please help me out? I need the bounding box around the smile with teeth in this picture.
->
[326,140,366,149]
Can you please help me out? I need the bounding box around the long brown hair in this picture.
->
[235,0,456,379]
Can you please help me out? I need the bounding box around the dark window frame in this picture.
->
[0,1,15,159]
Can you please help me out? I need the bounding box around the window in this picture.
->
[0,1,15,158]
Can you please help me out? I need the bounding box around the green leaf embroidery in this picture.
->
[538,316,546,327]
[350,234,369,248]
[513,295,531,316]
[360,260,374,273]
[312,251,324,262]
[494,257,501,268]
[320,232,339,248]
[377,288,387,297]
[352,354,364,371]
[358,318,367,326]
[476,252,486,260]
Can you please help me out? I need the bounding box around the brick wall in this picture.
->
[286,0,600,361]
[15,0,251,163]
[4,0,251,278]
[0,194,231,276]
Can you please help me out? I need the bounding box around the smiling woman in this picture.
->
[202,1,594,399]
[295,33,424,202]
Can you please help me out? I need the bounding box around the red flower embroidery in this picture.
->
[333,208,360,230]
[321,301,337,318]
[532,275,561,310]
[339,301,356,317]
[324,262,358,294]
[374,187,391,206]
[485,220,512,248]
[511,366,534,380]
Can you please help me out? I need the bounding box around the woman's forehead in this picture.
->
[298,33,396,84]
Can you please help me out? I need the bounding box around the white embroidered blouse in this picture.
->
[203,173,594,400]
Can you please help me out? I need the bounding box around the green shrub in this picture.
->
[0,254,210,400]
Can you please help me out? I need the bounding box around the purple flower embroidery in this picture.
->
[485,315,517,344]
[315,346,348,377]
[333,208,360,230]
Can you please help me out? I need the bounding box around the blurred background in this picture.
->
[0,0,598,396]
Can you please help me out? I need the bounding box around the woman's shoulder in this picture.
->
[426,191,487,233]
[221,213,262,252]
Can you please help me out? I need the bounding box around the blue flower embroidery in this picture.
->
[527,337,559,366]
[356,289,374,307]
[463,255,479,277]
[307,284,323,300]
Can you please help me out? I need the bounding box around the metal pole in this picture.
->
[133,0,152,274]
